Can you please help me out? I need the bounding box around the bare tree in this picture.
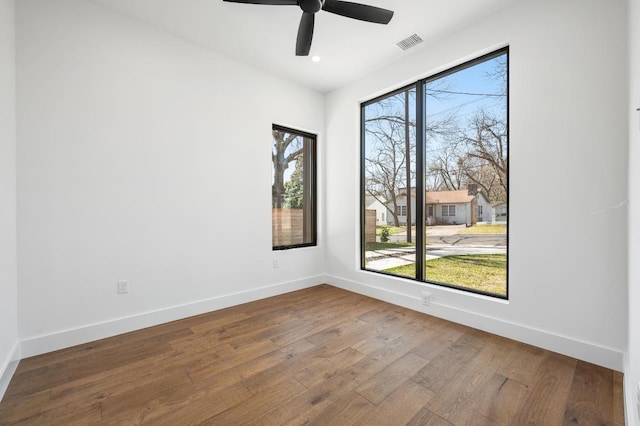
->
[272,130,303,209]
[458,110,508,201]
[425,111,507,202]
[427,139,466,191]
[365,108,411,227]
[424,55,508,202]
[364,87,456,230]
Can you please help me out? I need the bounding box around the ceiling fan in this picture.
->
[222,0,394,56]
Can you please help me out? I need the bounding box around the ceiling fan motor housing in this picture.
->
[300,0,323,13]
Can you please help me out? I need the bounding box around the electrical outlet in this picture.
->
[420,291,431,306]
[273,259,279,269]
[117,280,128,294]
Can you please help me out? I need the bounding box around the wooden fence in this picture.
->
[365,210,377,243]
[273,208,304,247]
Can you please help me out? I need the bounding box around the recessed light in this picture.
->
[311,55,321,62]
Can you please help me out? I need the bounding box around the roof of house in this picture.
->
[394,188,483,204]
[365,195,386,207]
[425,189,475,204]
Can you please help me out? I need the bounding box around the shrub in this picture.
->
[380,227,390,242]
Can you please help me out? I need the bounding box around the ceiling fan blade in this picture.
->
[296,12,314,56]
[222,0,298,5]
[322,0,393,24]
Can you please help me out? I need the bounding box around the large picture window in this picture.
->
[361,48,509,298]
[272,125,316,250]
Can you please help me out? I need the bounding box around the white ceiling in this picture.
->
[88,0,517,93]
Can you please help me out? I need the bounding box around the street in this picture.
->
[367,225,506,271]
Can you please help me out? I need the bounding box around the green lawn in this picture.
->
[365,241,415,251]
[384,254,507,296]
[457,224,506,235]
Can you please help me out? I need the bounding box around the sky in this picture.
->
[425,54,507,128]
[363,51,508,189]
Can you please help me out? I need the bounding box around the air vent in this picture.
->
[396,33,424,51]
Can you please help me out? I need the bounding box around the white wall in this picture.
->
[0,0,19,398]
[16,0,325,356]
[325,0,628,370]
[627,0,639,422]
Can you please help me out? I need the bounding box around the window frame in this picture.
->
[360,47,509,299]
[272,124,317,251]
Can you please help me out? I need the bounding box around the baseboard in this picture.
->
[15,273,624,372]
[0,341,20,402]
[20,275,324,359]
[325,275,624,372]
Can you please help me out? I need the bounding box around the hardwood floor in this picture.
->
[0,285,625,425]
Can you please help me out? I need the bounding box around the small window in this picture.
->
[396,205,407,216]
[442,205,456,217]
[272,125,316,250]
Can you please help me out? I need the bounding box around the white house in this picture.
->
[387,188,486,227]
[492,201,508,224]
[425,189,477,226]
[385,190,414,226]
[476,192,493,223]
[364,195,388,225]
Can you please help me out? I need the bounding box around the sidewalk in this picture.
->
[365,243,506,271]
[388,224,466,242]
[364,247,416,270]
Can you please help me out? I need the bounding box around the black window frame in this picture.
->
[272,124,317,251]
[360,47,509,299]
